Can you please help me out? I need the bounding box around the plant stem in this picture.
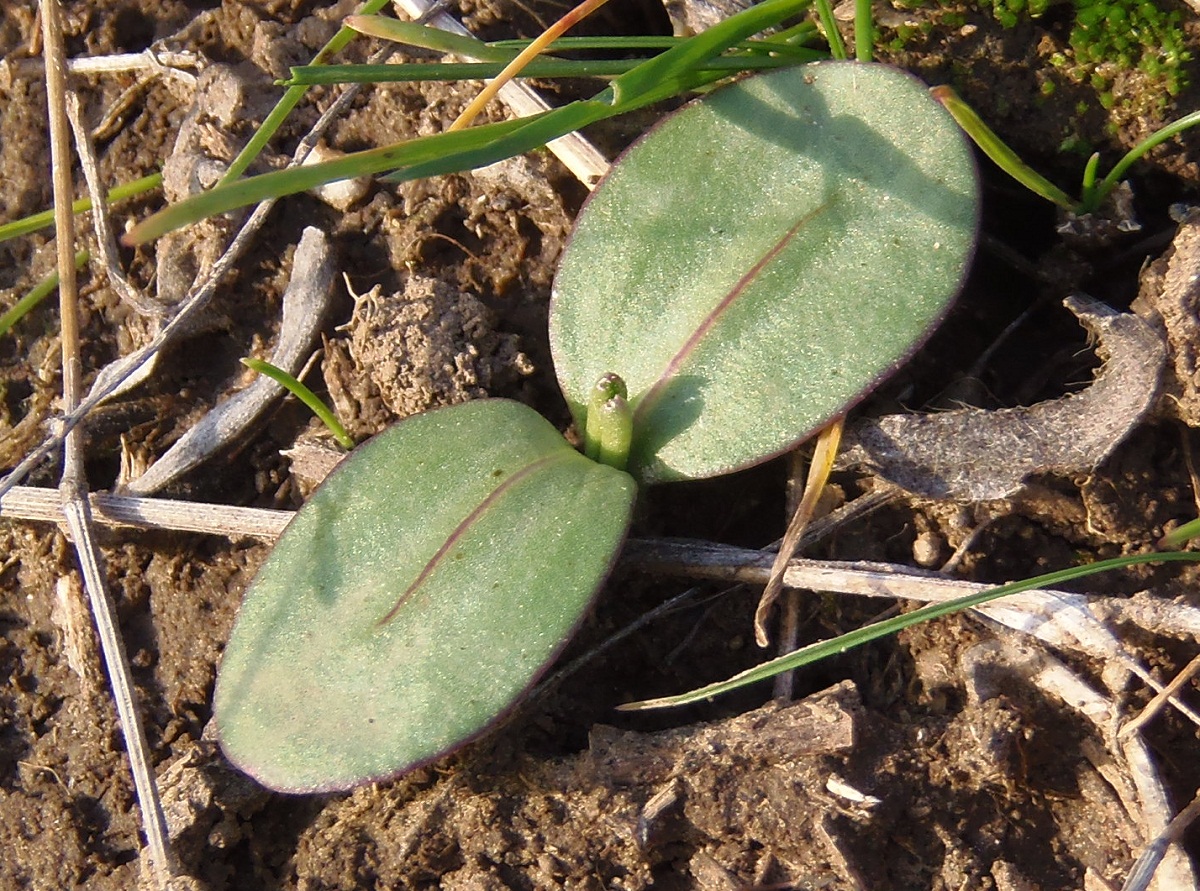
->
[620,551,1200,709]
[0,172,161,244]
[241,358,355,450]
[448,0,614,131]
[287,53,806,85]
[0,250,88,337]
[41,0,176,883]
[1086,108,1200,213]
[584,373,630,468]
[931,85,1077,210]
[814,0,847,60]
[220,0,393,184]
[854,0,873,62]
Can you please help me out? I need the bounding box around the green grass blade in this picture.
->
[1160,517,1200,549]
[241,358,354,449]
[0,172,161,245]
[1086,108,1200,213]
[489,35,816,53]
[127,0,815,244]
[606,0,813,104]
[0,250,89,337]
[1078,151,1101,205]
[619,551,1200,710]
[814,0,847,59]
[348,17,819,61]
[125,115,538,243]
[286,53,810,86]
[931,85,1077,210]
[220,0,393,185]
[854,0,873,62]
[377,100,616,182]
[345,15,518,62]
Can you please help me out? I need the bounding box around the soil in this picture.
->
[2,0,1200,889]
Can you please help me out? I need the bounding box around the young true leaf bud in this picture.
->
[584,373,629,463]
[595,394,633,472]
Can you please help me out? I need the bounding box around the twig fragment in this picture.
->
[1122,788,1200,891]
[1,485,291,539]
[64,93,162,317]
[40,0,177,883]
[1120,651,1200,739]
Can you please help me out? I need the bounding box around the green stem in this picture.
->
[1078,151,1101,208]
[287,53,812,85]
[128,0,817,243]
[1159,516,1200,549]
[931,85,1077,211]
[241,358,354,449]
[813,0,847,60]
[1085,108,1200,214]
[0,172,161,244]
[854,0,873,62]
[346,15,516,62]
[620,551,1200,710]
[0,250,89,337]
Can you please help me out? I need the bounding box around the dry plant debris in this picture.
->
[1133,207,1200,427]
[841,294,1165,501]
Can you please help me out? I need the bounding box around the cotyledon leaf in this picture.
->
[550,61,980,484]
[215,399,637,793]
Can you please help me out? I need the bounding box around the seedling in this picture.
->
[214,60,980,792]
[115,0,1200,246]
[240,358,355,450]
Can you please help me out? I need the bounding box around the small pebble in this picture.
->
[912,530,944,568]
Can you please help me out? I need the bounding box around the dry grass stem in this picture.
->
[1120,651,1200,739]
[0,485,291,538]
[41,0,177,882]
[756,417,844,646]
[64,93,162,316]
[629,537,1200,729]
[2,28,373,500]
[1122,789,1200,891]
[2,49,201,82]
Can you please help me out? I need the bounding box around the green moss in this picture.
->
[1058,134,1091,154]
[974,0,1191,101]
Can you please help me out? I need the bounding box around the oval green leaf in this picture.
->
[215,400,637,792]
[550,61,980,483]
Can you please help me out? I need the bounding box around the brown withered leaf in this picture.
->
[841,295,1164,501]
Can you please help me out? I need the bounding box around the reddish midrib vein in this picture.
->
[631,199,835,430]
[376,453,563,626]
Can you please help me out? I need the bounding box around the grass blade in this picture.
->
[241,358,354,449]
[619,551,1200,710]
[286,53,809,85]
[0,172,160,244]
[126,0,815,244]
[931,84,1077,210]
[0,250,89,337]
